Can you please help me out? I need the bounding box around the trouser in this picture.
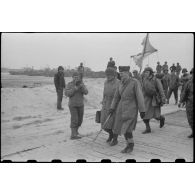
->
[69,105,84,128]
[167,87,178,102]
[124,132,134,143]
[164,88,168,99]
[57,89,63,109]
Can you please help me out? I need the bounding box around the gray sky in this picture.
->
[1,33,194,72]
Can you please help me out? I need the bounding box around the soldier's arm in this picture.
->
[156,78,166,103]
[65,82,77,97]
[134,80,145,112]
[110,85,120,110]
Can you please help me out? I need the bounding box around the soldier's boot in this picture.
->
[75,127,83,137]
[106,129,113,143]
[142,120,151,134]
[188,133,193,138]
[110,134,118,146]
[121,140,134,153]
[70,128,82,140]
[159,115,165,128]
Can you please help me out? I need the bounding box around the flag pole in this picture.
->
[139,33,149,74]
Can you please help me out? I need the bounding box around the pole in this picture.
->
[92,113,112,142]
[139,33,149,74]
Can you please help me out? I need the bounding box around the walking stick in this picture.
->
[92,113,112,142]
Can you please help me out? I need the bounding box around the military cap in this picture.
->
[58,66,64,71]
[72,71,79,77]
[105,67,116,76]
[190,68,193,74]
[144,67,154,73]
[119,66,130,72]
[157,61,160,64]
[182,68,188,73]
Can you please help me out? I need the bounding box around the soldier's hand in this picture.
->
[108,108,115,115]
[140,112,145,119]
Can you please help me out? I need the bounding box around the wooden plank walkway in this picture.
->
[1,110,193,162]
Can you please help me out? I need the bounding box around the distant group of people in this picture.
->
[53,57,193,153]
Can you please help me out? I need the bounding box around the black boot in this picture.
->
[121,143,134,153]
[188,133,193,138]
[142,120,151,134]
[159,116,165,128]
[110,134,118,146]
[106,130,113,143]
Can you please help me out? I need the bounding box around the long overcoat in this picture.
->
[101,78,120,130]
[110,78,145,135]
[142,76,166,120]
[180,78,193,129]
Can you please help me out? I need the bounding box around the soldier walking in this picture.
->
[142,67,166,134]
[167,70,180,104]
[101,67,120,143]
[178,68,193,138]
[109,66,145,153]
[65,71,88,139]
[54,66,66,110]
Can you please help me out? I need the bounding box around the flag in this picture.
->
[131,53,143,68]
[131,33,157,70]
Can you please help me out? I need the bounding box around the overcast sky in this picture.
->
[1,33,194,72]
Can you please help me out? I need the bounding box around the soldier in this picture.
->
[162,61,168,72]
[178,68,193,138]
[107,57,115,68]
[176,62,182,76]
[170,63,176,72]
[54,66,66,110]
[109,66,145,153]
[101,67,120,143]
[77,62,84,81]
[142,67,166,134]
[167,70,180,104]
[162,68,170,100]
[156,61,162,73]
[65,71,88,139]
[132,70,142,86]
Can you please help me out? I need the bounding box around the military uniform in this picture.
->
[101,67,120,143]
[54,69,66,109]
[65,78,88,139]
[170,64,176,72]
[142,67,166,133]
[78,63,84,80]
[179,76,193,137]
[162,62,168,72]
[167,72,179,104]
[176,63,182,76]
[110,66,145,152]
[156,62,162,73]
[162,72,170,99]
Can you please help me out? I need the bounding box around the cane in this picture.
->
[92,113,112,142]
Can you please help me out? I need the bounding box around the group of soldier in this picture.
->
[53,58,193,154]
